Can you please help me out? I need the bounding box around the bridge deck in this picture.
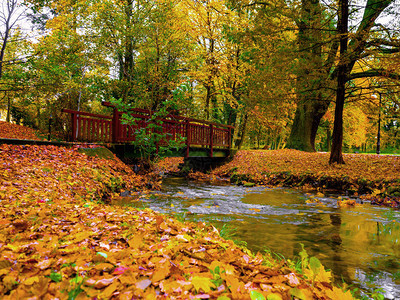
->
[62,102,233,158]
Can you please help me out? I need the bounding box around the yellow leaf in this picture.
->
[3,275,18,290]
[128,235,143,249]
[152,265,170,282]
[191,276,215,293]
[118,270,137,285]
[324,286,354,300]
[24,276,40,285]
[314,265,332,282]
[372,189,381,196]
[289,288,314,300]
[267,293,282,300]
[100,280,119,298]
[249,208,261,212]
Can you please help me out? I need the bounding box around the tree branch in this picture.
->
[365,38,400,53]
[348,69,400,81]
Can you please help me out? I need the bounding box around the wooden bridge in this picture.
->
[62,102,234,158]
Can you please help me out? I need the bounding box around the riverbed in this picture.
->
[119,177,400,299]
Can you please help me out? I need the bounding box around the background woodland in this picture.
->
[1,0,400,158]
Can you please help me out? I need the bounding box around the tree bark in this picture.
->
[286,0,327,152]
[236,113,248,150]
[329,0,348,164]
[287,98,329,152]
[6,94,11,122]
[326,126,331,152]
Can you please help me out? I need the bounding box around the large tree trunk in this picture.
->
[117,0,135,102]
[329,0,348,164]
[236,113,248,150]
[286,0,327,152]
[287,102,315,152]
[287,97,329,152]
[6,94,11,122]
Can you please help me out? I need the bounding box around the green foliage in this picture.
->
[358,288,385,300]
[216,223,247,248]
[299,243,309,271]
[49,271,62,283]
[250,290,265,300]
[210,266,224,287]
[68,274,84,300]
[216,296,231,300]
[110,97,185,165]
[217,223,237,241]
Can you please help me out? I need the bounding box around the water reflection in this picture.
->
[118,177,400,298]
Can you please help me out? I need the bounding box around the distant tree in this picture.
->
[0,0,25,80]
[0,0,31,122]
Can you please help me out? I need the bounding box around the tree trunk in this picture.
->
[286,0,327,152]
[118,0,135,102]
[287,102,315,151]
[326,127,331,152]
[205,83,211,120]
[236,113,248,150]
[287,98,329,151]
[329,0,348,164]
[6,94,11,122]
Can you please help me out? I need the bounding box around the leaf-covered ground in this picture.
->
[155,157,184,174]
[0,144,354,299]
[0,121,40,140]
[210,150,400,208]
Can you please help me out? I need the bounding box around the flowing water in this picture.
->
[119,177,400,299]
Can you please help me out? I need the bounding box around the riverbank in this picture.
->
[203,150,400,208]
[0,144,354,299]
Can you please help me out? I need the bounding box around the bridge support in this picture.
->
[104,143,235,173]
[182,157,229,173]
[181,149,236,173]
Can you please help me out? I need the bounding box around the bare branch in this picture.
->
[348,69,400,81]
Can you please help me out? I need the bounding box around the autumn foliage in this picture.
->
[155,157,184,174]
[0,121,40,140]
[0,144,355,299]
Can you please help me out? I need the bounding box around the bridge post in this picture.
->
[228,126,232,149]
[71,113,77,142]
[112,107,119,143]
[185,120,190,158]
[209,124,213,157]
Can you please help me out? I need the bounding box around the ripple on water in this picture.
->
[120,178,400,298]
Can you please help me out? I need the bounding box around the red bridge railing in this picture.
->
[62,102,233,157]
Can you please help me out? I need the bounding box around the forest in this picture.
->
[1,0,400,161]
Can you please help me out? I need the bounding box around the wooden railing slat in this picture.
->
[62,105,232,157]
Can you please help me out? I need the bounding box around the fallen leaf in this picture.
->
[136,278,152,290]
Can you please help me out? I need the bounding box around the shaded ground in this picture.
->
[0,144,354,299]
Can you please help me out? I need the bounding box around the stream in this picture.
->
[119,177,400,299]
